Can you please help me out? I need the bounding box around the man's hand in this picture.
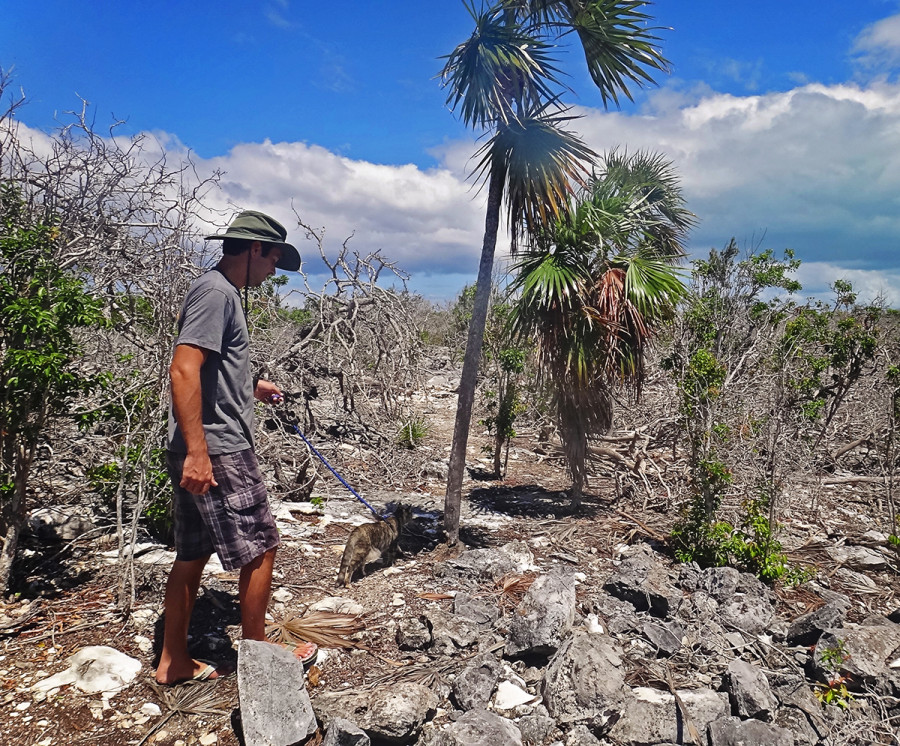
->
[180,451,218,495]
[254,378,283,404]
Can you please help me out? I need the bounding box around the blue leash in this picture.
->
[276,409,384,521]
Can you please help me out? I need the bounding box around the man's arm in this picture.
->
[170,344,218,495]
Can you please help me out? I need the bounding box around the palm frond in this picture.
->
[567,0,670,107]
[439,3,565,128]
[474,103,595,246]
[496,572,536,609]
[266,611,367,650]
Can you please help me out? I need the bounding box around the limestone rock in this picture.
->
[237,640,317,746]
[564,724,601,745]
[432,709,523,746]
[718,574,775,635]
[506,569,576,658]
[425,609,480,656]
[397,617,431,651]
[602,544,680,618]
[726,659,776,721]
[707,716,794,746]
[608,687,730,746]
[452,653,501,711]
[454,592,500,625]
[314,682,438,743]
[786,602,846,646]
[813,623,900,689]
[517,705,556,746]
[436,541,535,583]
[323,717,370,746]
[542,631,625,729]
[31,646,141,694]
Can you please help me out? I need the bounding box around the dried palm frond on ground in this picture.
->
[495,572,536,611]
[139,680,231,746]
[267,611,367,650]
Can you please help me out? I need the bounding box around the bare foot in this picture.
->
[154,658,234,685]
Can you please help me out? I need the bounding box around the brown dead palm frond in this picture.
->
[266,611,367,650]
[139,680,231,746]
[496,572,536,610]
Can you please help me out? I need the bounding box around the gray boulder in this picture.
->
[436,541,534,583]
[506,569,576,658]
[697,566,740,601]
[718,574,775,635]
[813,622,900,689]
[726,658,776,721]
[454,592,500,625]
[564,724,602,745]
[786,602,847,646]
[707,716,794,746]
[237,640,317,746]
[313,682,438,744]
[602,544,680,618]
[432,709,523,746]
[397,616,431,650]
[425,609,480,656]
[641,620,684,657]
[323,718,370,746]
[451,653,501,711]
[517,705,556,746]
[542,631,625,729]
[608,687,729,745]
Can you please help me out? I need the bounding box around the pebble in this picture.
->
[134,635,154,653]
[391,593,405,607]
[141,702,162,717]
[199,734,218,745]
[16,701,31,711]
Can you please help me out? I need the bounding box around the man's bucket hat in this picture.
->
[205,210,301,271]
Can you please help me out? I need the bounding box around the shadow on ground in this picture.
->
[468,484,605,520]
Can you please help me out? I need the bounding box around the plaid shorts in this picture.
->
[167,449,280,571]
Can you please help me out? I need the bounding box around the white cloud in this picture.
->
[794,262,900,307]
[853,13,900,70]
[571,80,900,303]
[193,140,488,293]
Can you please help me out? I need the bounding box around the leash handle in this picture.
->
[276,411,384,521]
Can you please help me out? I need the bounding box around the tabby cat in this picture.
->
[336,503,412,587]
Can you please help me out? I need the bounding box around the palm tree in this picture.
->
[510,149,694,507]
[439,1,670,543]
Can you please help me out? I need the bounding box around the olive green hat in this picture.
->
[205,210,301,271]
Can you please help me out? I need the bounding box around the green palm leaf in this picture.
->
[475,103,595,246]
[566,0,670,107]
[440,3,565,127]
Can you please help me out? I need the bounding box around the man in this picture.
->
[154,210,315,685]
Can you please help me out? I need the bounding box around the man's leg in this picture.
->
[238,547,276,641]
[155,556,216,684]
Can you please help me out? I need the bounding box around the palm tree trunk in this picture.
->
[444,165,505,545]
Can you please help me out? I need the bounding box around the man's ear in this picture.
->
[250,240,263,257]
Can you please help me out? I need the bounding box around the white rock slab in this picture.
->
[32,646,141,694]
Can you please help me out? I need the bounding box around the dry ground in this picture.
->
[1,390,897,746]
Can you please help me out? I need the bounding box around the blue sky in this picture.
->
[3,1,900,302]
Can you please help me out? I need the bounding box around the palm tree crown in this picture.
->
[510,150,694,504]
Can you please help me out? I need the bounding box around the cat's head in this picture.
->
[393,502,414,526]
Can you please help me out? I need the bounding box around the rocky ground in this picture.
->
[2,380,900,746]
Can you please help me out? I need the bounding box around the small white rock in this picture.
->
[199,733,218,745]
[391,593,406,607]
[134,635,154,653]
[141,702,162,717]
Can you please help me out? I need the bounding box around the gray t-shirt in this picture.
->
[167,270,254,454]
